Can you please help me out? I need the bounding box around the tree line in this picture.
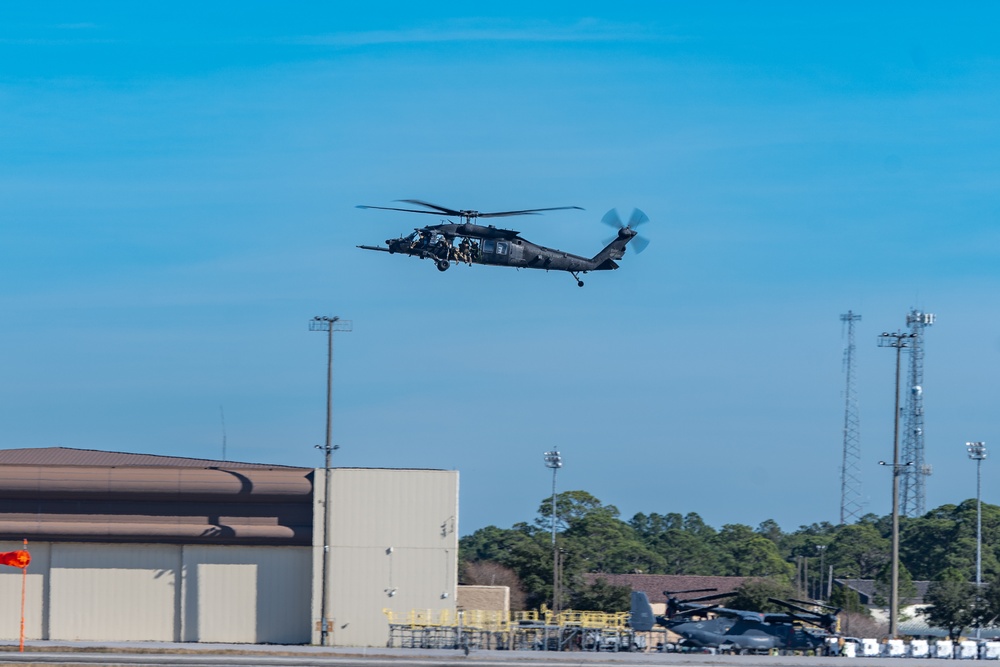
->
[459,490,1000,637]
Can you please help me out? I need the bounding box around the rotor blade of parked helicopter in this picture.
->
[679,591,737,604]
[672,604,721,618]
[396,200,464,216]
[768,598,821,617]
[601,208,624,228]
[627,208,650,229]
[356,204,449,215]
[478,206,584,218]
[664,589,718,597]
[788,598,842,613]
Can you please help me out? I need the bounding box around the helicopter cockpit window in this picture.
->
[483,239,496,254]
[496,241,509,255]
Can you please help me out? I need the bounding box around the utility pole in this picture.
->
[878,330,917,638]
[543,450,562,614]
[968,441,987,639]
[840,311,863,524]
[309,315,352,646]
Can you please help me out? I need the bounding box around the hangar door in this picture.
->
[1,542,310,643]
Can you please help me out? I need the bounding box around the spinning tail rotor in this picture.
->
[601,208,651,253]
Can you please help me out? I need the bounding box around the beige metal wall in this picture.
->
[0,541,310,644]
[181,545,311,643]
[314,468,459,647]
[51,543,179,641]
[0,541,48,641]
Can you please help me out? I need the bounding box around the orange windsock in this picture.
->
[0,551,30,569]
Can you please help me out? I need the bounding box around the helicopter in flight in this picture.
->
[356,199,649,286]
[629,589,841,654]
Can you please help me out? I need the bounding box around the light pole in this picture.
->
[878,330,917,638]
[816,545,827,601]
[309,315,352,645]
[543,450,562,614]
[968,441,987,639]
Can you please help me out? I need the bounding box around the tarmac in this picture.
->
[0,641,975,667]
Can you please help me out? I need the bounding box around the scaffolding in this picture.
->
[383,608,642,652]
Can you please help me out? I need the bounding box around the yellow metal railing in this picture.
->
[384,608,630,631]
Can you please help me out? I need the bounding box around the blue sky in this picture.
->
[3,3,1000,536]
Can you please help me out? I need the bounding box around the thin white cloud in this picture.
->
[287,19,686,48]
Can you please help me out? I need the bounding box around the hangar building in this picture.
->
[0,447,458,647]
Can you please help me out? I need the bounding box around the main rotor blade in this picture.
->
[356,204,448,216]
[394,200,583,218]
[478,206,583,218]
[396,200,463,216]
[627,208,650,229]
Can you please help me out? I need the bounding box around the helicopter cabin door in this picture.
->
[481,239,513,266]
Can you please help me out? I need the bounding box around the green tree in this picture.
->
[726,577,797,612]
[974,577,1000,631]
[756,519,782,544]
[631,511,722,575]
[459,522,552,608]
[713,524,793,578]
[921,569,976,640]
[830,583,868,615]
[569,577,631,612]
[562,506,666,575]
[536,490,615,532]
[873,561,917,606]
[825,522,889,579]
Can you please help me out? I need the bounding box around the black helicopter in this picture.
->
[356,199,649,286]
[629,589,841,654]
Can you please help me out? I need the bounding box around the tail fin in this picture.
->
[590,228,635,270]
[629,591,656,631]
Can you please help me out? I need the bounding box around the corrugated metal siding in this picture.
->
[0,541,48,640]
[49,544,179,641]
[326,469,458,647]
[0,542,310,643]
[328,469,457,548]
[182,545,310,644]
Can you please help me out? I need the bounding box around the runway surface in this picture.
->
[0,643,962,667]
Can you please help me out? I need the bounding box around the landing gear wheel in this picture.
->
[436,259,450,272]
[577,280,584,287]
[570,271,585,287]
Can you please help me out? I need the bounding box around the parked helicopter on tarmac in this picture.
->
[356,199,650,286]
[629,589,841,654]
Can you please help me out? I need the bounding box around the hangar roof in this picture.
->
[0,447,307,470]
[0,447,313,546]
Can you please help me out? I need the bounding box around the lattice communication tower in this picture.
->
[840,310,864,524]
[900,309,934,517]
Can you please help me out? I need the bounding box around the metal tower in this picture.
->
[900,309,934,517]
[840,311,864,524]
